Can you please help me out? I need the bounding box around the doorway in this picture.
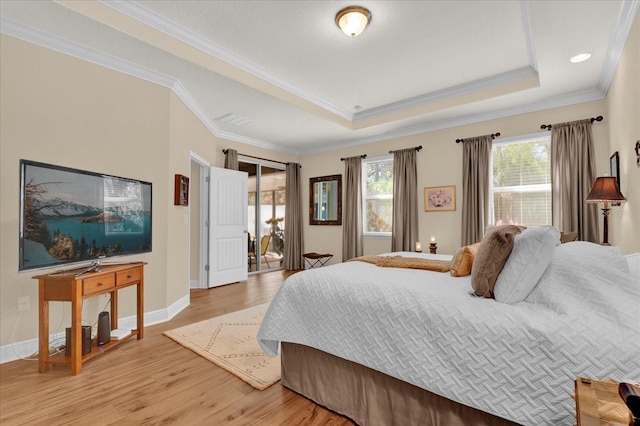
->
[189,152,210,289]
[240,160,286,273]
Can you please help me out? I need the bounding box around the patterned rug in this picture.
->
[164,303,279,390]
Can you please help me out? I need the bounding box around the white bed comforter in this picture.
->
[258,243,640,425]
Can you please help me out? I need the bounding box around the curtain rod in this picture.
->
[340,154,367,161]
[222,149,289,166]
[540,115,603,130]
[389,145,422,153]
[455,133,500,144]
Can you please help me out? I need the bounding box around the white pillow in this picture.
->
[625,253,640,282]
[494,226,560,304]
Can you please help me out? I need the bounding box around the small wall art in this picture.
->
[174,174,189,206]
[610,151,620,188]
[609,152,621,206]
[424,185,456,212]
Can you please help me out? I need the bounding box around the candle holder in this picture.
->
[429,242,437,254]
[415,242,422,253]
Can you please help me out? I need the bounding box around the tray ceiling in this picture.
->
[1,1,637,154]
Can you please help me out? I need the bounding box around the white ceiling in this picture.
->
[1,1,638,155]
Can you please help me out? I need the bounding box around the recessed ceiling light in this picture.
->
[570,53,591,63]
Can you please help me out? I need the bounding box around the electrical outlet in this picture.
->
[18,296,30,312]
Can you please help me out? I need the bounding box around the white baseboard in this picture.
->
[0,293,191,364]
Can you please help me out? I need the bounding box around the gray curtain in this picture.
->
[283,163,304,269]
[223,149,239,170]
[551,119,598,242]
[391,148,419,252]
[342,157,363,261]
[461,135,492,246]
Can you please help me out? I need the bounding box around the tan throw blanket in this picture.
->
[349,255,451,272]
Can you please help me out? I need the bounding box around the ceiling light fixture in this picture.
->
[570,53,592,63]
[335,6,371,37]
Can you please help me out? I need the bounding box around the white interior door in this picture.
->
[209,167,248,287]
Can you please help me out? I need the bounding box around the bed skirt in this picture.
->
[281,342,520,426]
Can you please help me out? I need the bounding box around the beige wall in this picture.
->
[1,36,167,347]
[1,17,638,353]
[605,13,640,254]
[302,100,611,262]
[0,35,296,349]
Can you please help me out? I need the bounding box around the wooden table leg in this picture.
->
[38,280,49,373]
[110,289,118,331]
[70,281,82,375]
[137,276,144,339]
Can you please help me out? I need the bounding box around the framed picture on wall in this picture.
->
[174,174,189,206]
[424,186,456,212]
[609,151,620,206]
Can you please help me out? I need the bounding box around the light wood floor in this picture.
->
[0,271,354,425]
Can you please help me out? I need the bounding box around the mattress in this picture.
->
[258,243,640,425]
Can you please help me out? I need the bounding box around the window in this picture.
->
[362,156,393,235]
[490,135,551,226]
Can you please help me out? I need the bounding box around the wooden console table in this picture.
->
[34,262,146,375]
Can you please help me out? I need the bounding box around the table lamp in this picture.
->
[585,176,626,245]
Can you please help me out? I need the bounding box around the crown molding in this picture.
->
[0,17,176,88]
[99,0,353,123]
[597,0,639,95]
[0,18,301,156]
[171,83,300,155]
[353,0,539,123]
[300,88,605,155]
[99,0,543,127]
[520,0,538,71]
[353,67,539,122]
[0,6,622,158]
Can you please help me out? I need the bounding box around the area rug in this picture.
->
[164,303,279,390]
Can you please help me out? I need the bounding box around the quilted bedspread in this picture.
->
[257,244,640,425]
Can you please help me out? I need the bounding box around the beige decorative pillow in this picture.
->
[471,225,525,297]
[450,243,481,277]
[560,231,578,243]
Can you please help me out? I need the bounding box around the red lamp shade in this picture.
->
[585,176,625,246]
[585,177,626,203]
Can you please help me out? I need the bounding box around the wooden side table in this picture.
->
[575,377,634,425]
[34,262,146,375]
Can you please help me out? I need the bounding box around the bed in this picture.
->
[257,237,640,425]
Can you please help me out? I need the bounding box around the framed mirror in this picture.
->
[309,174,342,225]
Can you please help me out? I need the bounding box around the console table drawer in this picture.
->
[117,268,141,286]
[83,274,115,295]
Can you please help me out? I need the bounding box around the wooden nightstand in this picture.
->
[575,377,634,426]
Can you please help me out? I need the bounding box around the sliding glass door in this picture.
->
[240,160,286,273]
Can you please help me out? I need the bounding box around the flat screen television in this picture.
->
[19,160,152,272]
